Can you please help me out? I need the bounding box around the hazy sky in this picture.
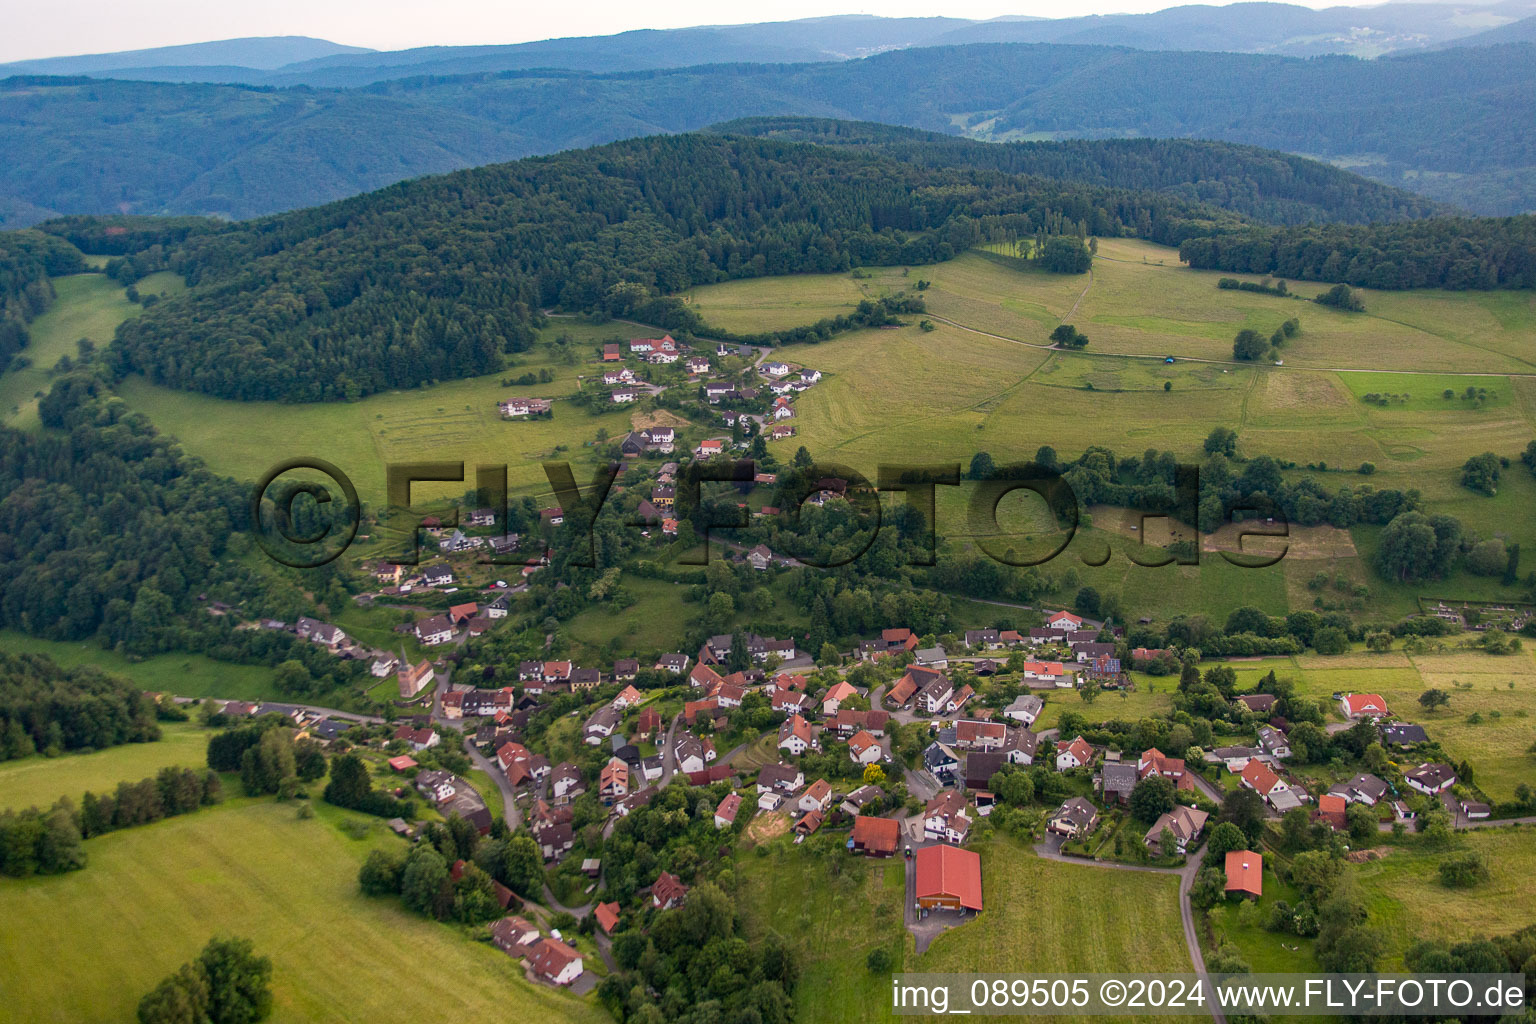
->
[3,0,1373,63]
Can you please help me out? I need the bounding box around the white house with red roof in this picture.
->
[527,937,584,986]
[1046,610,1083,631]
[847,730,882,764]
[714,792,742,829]
[1340,693,1390,720]
[1055,735,1094,771]
[778,714,813,755]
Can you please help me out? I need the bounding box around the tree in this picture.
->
[968,452,996,480]
[1311,627,1349,655]
[1314,283,1364,312]
[1375,510,1461,583]
[1345,802,1377,844]
[139,936,272,1024]
[1189,866,1228,910]
[1232,329,1269,361]
[1205,821,1248,860]
[1040,236,1091,274]
[1129,775,1176,823]
[1218,788,1266,845]
[1418,688,1450,712]
[1460,452,1502,496]
[400,845,452,919]
[1466,538,1507,576]
[866,948,893,973]
[1049,323,1088,348]
[501,834,543,897]
[1203,427,1238,458]
[239,729,294,796]
[358,849,405,896]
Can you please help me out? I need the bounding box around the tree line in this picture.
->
[0,229,84,365]
[0,651,161,759]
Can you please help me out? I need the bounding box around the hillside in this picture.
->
[710,117,1447,225]
[96,132,1247,402]
[3,41,1535,225]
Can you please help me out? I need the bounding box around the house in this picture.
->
[746,544,774,570]
[771,423,796,440]
[798,778,833,815]
[923,741,960,784]
[923,790,972,844]
[840,784,884,816]
[685,355,710,374]
[1317,793,1348,831]
[415,615,455,646]
[673,733,715,775]
[397,660,434,699]
[370,653,399,678]
[914,844,983,913]
[764,361,791,377]
[913,646,948,669]
[964,751,1007,791]
[1257,725,1291,759]
[1137,747,1192,790]
[770,687,813,715]
[695,438,725,458]
[1225,851,1263,899]
[778,714,813,755]
[756,763,804,796]
[602,343,622,362]
[915,673,955,714]
[1072,642,1116,664]
[655,653,689,674]
[850,815,901,857]
[599,758,630,804]
[1055,735,1093,771]
[1144,805,1209,855]
[1239,759,1292,808]
[296,617,346,648]
[1404,762,1457,795]
[527,936,584,986]
[1046,610,1083,631]
[1098,762,1139,805]
[964,628,1001,649]
[847,730,882,765]
[387,755,418,772]
[954,719,1008,751]
[486,594,510,619]
[610,388,638,404]
[634,707,663,741]
[793,809,824,835]
[415,769,457,802]
[821,681,858,714]
[1461,799,1491,820]
[393,724,439,751]
[533,817,574,861]
[1047,796,1099,838]
[421,564,453,587]
[1329,773,1389,806]
[583,706,621,745]
[1022,661,1067,687]
[653,870,689,909]
[1341,693,1390,720]
[594,901,621,935]
[689,662,724,690]
[1004,694,1044,726]
[1237,693,1277,715]
[1383,723,1429,747]
[551,762,585,803]
[831,708,890,737]
[714,793,742,829]
[490,916,541,957]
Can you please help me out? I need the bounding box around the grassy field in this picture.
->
[1353,825,1536,968]
[0,630,281,700]
[1,274,141,429]
[681,273,870,332]
[736,836,1194,1024]
[0,800,606,1024]
[1204,868,1320,973]
[0,721,210,812]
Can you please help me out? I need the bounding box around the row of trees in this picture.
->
[0,652,161,759]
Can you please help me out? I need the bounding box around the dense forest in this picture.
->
[100,133,1247,402]
[3,41,1534,224]
[711,118,1447,226]
[0,651,160,758]
[0,373,248,647]
[1179,216,1536,289]
[0,230,84,363]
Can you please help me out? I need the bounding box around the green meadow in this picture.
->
[0,630,280,700]
[0,800,606,1023]
[0,721,211,812]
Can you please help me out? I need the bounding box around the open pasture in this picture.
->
[0,800,605,1024]
[0,721,210,813]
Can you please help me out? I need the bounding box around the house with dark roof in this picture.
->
[1383,723,1429,747]
[651,870,688,909]
[1404,762,1457,794]
[1047,797,1099,838]
[1097,762,1139,805]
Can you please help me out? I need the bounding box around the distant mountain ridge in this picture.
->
[4,1,1536,87]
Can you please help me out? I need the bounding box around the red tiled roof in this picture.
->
[851,815,901,854]
[1240,759,1281,795]
[914,843,982,910]
[1224,850,1263,897]
[594,901,620,933]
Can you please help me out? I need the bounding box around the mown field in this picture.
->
[0,799,605,1024]
[736,836,1195,1024]
[0,721,210,812]
[1232,649,1536,802]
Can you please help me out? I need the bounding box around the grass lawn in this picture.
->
[735,840,906,1024]
[465,768,506,825]
[1204,869,1319,972]
[0,722,211,812]
[681,272,869,333]
[0,630,282,701]
[0,799,606,1024]
[1353,826,1536,967]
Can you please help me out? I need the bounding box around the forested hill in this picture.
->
[1179,216,1536,289]
[102,133,1247,403]
[4,40,1535,226]
[709,118,1447,226]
